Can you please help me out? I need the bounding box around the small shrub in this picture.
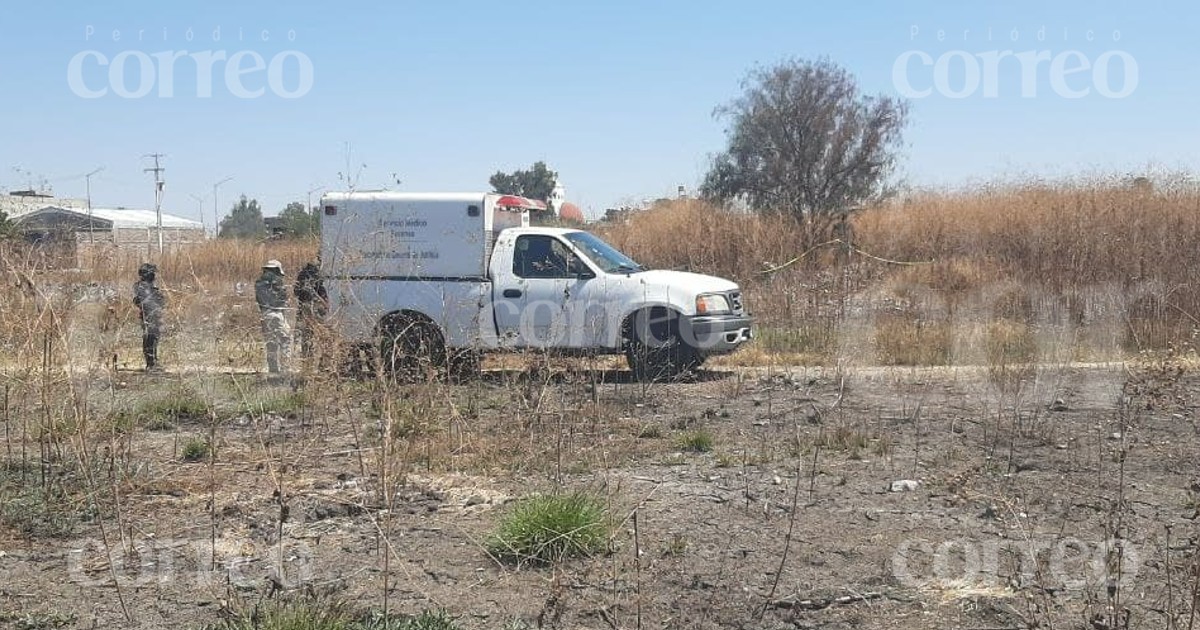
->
[487,491,610,564]
[144,416,177,431]
[873,311,953,366]
[662,532,688,557]
[872,434,893,458]
[0,461,93,539]
[0,488,82,539]
[206,599,462,630]
[678,429,714,453]
[348,609,462,630]
[986,319,1039,393]
[986,319,1039,365]
[636,423,662,439]
[102,411,140,433]
[815,425,873,455]
[393,610,460,630]
[181,437,211,462]
[658,452,688,466]
[754,324,838,361]
[206,598,352,630]
[365,397,422,440]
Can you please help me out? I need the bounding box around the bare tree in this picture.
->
[702,58,909,230]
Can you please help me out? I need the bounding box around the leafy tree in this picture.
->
[702,58,909,226]
[218,196,266,239]
[489,161,558,204]
[274,201,319,238]
[0,209,13,239]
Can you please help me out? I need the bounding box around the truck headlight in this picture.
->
[695,293,731,315]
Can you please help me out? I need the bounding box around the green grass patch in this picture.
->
[487,491,610,564]
[0,486,84,539]
[181,437,211,462]
[206,599,461,630]
[388,610,460,630]
[207,598,353,630]
[677,429,715,453]
[0,610,78,629]
[135,387,212,425]
[239,392,307,418]
[810,424,889,460]
[0,461,93,539]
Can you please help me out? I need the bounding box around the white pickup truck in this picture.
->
[319,191,752,380]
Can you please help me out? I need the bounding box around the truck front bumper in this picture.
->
[682,314,754,355]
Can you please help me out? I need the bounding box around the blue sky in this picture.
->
[0,1,1196,223]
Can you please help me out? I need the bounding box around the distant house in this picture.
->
[263,216,287,239]
[1,190,85,218]
[14,205,205,268]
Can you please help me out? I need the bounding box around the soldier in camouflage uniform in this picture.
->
[133,262,166,371]
[255,260,291,374]
[293,261,328,360]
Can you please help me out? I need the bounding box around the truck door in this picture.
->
[493,234,588,348]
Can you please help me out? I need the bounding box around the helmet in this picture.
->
[263,259,285,275]
[138,263,157,280]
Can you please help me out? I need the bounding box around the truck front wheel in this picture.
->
[624,310,700,382]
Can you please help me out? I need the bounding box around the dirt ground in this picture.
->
[2,357,1199,630]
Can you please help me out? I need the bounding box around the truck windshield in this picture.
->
[564,231,645,274]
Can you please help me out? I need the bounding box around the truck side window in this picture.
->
[514,235,575,279]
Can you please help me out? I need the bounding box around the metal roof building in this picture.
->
[15,205,206,269]
[16,205,203,230]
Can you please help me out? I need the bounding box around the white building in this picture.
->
[14,204,205,268]
[548,181,566,215]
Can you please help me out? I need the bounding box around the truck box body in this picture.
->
[320,192,533,345]
[321,191,528,280]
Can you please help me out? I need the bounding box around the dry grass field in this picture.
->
[3,179,1200,629]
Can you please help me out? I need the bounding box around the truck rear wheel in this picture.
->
[379,314,445,382]
[624,310,699,382]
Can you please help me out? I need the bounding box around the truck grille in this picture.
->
[729,291,744,314]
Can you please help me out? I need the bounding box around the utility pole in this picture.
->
[213,176,234,237]
[84,166,105,244]
[143,154,166,254]
[306,185,325,223]
[189,193,207,238]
